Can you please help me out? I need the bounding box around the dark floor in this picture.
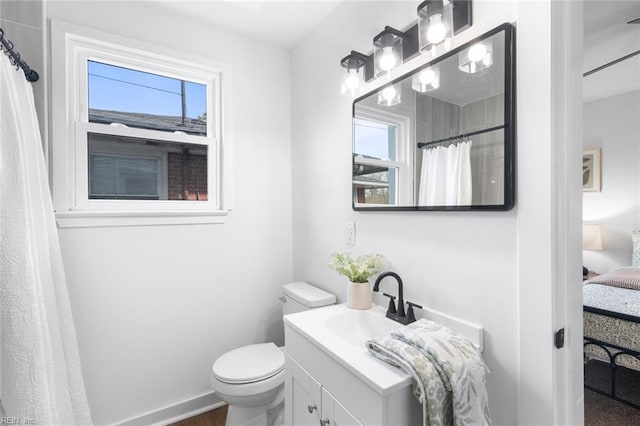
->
[169,405,227,426]
[172,362,640,426]
[585,360,640,425]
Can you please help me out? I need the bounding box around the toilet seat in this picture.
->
[210,367,284,399]
[212,343,284,384]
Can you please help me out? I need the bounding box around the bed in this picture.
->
[583,267,640,409]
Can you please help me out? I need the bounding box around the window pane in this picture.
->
[88,61,207,136]
[90,155,159,199]
[352,165,397,204]
[353,118,397,161]
[88,133,208,201]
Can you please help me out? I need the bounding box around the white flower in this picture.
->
[328,251,386,283]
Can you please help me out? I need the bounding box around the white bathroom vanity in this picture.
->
[283,303,483,425]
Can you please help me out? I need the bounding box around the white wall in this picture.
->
[46,2,292,424]
[291,1,582,424]
[583,90,640,273]
[0,1,47,151]
[582,4,640,274]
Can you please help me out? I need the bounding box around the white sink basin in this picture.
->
[324,309,402,346]
[284,303,412,394]
[284,302,483,395]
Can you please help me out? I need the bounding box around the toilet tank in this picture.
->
[282,282,336,315]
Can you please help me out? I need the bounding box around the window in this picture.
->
[353,118,398,204]
[50,21,232,227]
[352,108,411,206]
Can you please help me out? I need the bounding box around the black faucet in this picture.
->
[373,271,421,325]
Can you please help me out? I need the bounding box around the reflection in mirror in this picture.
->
[352,24,514,211]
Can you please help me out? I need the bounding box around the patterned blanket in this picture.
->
[585,267,640,291]
[366,319,491,426]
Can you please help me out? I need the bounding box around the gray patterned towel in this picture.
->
[366,319,491,426]
[585,267,640,290]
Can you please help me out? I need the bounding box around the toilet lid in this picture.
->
[212,343,284,384]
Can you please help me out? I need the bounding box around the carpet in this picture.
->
[585,359,640,425]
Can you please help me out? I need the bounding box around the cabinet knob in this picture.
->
[279,296,287,303]
[307,404,317,414]
[320,418,330,426]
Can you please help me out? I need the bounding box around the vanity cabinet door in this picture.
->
[286,355,322,426]
[321,388,363,426]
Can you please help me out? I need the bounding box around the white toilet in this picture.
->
[210,282,336,426]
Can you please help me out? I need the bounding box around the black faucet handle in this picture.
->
[382,293,397,314]
[405,301,423,324]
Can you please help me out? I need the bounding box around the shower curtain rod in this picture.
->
[417,124,507,148]
[0,27,39,82]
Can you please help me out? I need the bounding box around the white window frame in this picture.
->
[50,20,233,227]
[353,106,413,207]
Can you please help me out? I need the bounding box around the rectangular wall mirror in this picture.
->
[352,23,515,211]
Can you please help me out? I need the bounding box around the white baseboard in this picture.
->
[113,391,225,426]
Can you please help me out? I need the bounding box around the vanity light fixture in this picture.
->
[417,0,472,56]
[340,51,371,97]
[339,1,471,94]
[458,39,492,73]
[411,67,440,92]
[417,0,453,55]
[373,27,409,77]
[377,84,401,107]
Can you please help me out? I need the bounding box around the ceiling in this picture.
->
[158,0,342,49]
[157,0,638,101]
[584,0,640,102]
[584,0,640,39]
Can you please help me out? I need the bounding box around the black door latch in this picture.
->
[555,328,565,349]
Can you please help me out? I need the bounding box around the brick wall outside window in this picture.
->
[168,151,208,201]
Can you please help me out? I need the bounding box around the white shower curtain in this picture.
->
[0,55,92,424]
[418,141,473,206]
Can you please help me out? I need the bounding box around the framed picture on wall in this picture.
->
[583,148,601,192]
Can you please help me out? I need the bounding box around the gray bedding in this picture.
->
[584,283,640,371]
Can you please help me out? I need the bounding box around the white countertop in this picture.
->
[283,303,413,395]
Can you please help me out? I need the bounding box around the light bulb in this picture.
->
[419,69,436,85]
[345,69,360,91]
[426,14,446,45]
[379,46,397,71]
[468,43,488,62]
[413,68,439,93]
[382,86,397,102]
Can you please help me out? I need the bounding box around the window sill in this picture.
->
[55,209,231,228]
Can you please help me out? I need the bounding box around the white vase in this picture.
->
[347,281,372,310]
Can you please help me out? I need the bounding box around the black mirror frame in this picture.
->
[352,22,516,212]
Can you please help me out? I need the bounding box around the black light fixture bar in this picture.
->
[451,0,473,34]
[340,0,472,84]
[340,50,374,81]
